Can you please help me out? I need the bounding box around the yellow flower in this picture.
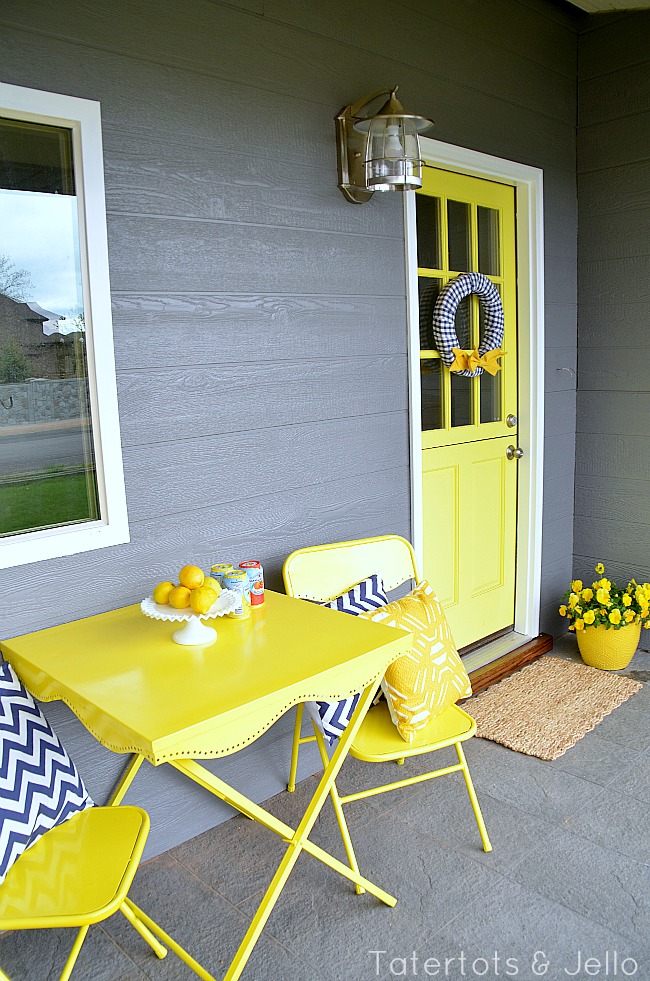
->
[583,610,596,624]
[596,588,610,606]
[570,580,583,593]
[581,587,594,602]
[595,563,605,575]
[558,605,568,617]
[645,621,650,629]
[609,609,622,625]
[574,618,585,631]
[624,610,635,623]
[568,593,580,610]
[623,594,632,606]
[599,578,611,591]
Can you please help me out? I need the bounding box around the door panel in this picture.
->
[417,168,518,650]
[422,438,517,649]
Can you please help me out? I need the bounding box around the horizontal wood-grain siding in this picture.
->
[0,0,578,855]
[577,12,650,601]
[111,292,408,368]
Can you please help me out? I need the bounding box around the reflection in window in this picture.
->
[0,117,99,538]
[451,373,472,427]
[477,206,500,276]
[447,199,471,272]
[421,359,443,432]
[416,195,441,270]
[454,294,473,349]
[418,277,442,350]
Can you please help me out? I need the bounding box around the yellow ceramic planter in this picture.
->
[577,622,641,670]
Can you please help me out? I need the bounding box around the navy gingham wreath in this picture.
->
[431,272,505,377]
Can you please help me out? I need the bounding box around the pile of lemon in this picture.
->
[152,565,221,615]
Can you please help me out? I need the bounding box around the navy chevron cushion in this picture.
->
[0,661,93,885]
[308,574,388,745]
[322,573,388,616]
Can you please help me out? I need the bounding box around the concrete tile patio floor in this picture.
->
[2,638,650,981]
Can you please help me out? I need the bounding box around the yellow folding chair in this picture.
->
[0,804,217,981]
[0,657,216,981]
[282,534,491,888]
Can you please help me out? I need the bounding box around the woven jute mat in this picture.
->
[466,655,643,760]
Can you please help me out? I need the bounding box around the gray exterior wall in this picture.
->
[0,0,579,856]
[576,12,650,645]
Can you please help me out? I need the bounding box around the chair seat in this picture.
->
[350,700,477,762]
[0,806,148,930]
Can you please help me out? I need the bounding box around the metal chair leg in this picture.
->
[455,741,492,852]
[124,900,217,981]
[120,901,167,959]
[59,925,89,981]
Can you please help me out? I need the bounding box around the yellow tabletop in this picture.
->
[0,591,410,765]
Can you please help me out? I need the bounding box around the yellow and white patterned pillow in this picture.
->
[362,581,472,742]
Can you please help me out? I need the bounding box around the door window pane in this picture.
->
[421,359,443,431]
[451,373,472,427]
[477,206,500,276]
[418,277,442,350]
[0,117,99,538]
[416,195,441,270]
[447,200,471,272]
[480,371,501,423]
[478,286,502,423]
[454,295,473,350]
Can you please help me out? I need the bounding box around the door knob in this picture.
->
[506,413,517,428]
[506,445,524,460]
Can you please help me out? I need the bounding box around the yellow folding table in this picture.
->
[0,590,411,981]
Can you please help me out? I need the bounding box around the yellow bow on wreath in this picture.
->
[449,347,506,375]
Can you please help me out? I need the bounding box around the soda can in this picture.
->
[210,563,234,587]
[239,560,264,607]
[223,569,251,619]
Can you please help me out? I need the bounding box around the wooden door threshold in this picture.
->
[467,633,553,696]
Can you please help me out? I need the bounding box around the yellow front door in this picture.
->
[417,168,519,650]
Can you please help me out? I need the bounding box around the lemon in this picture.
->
[202,576,222,597]
[152,581,175,605]
[168,585,192,609]
[179,565,204,590]
[189,585,218,614]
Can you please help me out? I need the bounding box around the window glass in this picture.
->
[447,200,471,272]
[418,276,442,350]
[0,117,99,538]
[420,359,443,431]
[477,206,500,276]
[415,195,441,270]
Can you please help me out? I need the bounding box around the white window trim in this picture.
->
[0,82,129,569]
[404,137,545,643]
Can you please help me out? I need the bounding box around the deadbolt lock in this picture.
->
[506,413,517,428]
[506,445,524,460]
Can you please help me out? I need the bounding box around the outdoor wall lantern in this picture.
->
[335,86,434,204]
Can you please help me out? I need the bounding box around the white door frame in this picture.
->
[404,137,545,647]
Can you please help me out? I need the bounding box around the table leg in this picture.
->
[174,679,396,981]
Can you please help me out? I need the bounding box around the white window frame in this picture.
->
[0,82,129,569]
[404,137,545,652]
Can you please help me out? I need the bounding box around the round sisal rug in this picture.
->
[465,655,643,760]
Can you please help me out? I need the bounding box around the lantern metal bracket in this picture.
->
[335,88,394,204]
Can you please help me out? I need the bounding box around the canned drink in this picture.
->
[239,560,264,607]
[223,569,251,619]
[210,563,234,587]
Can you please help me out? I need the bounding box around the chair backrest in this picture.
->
[283,535,420,602]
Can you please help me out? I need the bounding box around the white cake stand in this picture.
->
[140,589,239,646]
